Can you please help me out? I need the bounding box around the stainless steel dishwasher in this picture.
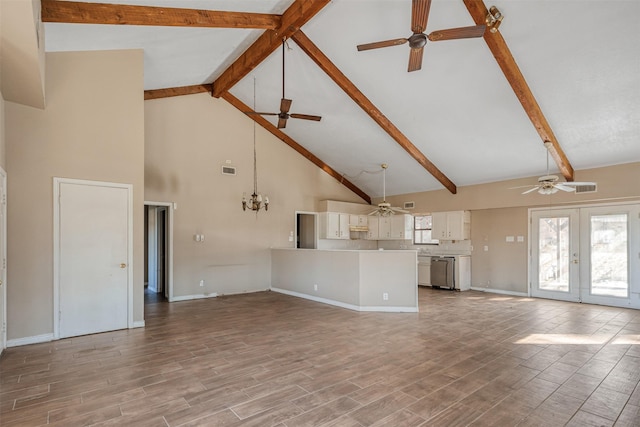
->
[430,257,455,289]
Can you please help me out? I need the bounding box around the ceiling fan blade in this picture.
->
[411,0,432,34]
[357,38,408,52]
[279,98,292,114]
[247,111,279,116]
[521,187,540,195]
[427,25,486,42]
[290,113,322,122]
[408,47,424,72]
[555,184,576,192]
[277,117,287,129]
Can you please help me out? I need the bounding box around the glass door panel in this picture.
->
[580,205,638,309]
[531,209,580,302]
[538,217,571,292]
[590,214,628,298]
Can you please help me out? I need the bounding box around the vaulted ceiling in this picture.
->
[42,0,640,202]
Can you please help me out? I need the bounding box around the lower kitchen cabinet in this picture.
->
[418,256,431,286]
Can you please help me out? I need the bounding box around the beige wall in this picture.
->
[0,0,45,108]
[6,50,145,341]
[144,93,364,298]
[0,94,5,169]
[385,162,640,294]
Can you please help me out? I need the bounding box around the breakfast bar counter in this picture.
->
[271,248,418,312]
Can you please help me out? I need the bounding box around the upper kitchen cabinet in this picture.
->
[319,212,350,240]
[367,214,413,240]
[390,214,413,240]
[432,211,470,240]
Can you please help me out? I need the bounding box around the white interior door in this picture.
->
[531,209,581,302]
[0,168,6,353]
[56,179,131,338]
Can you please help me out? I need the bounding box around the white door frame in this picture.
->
[579,204,640,308]
[0,167,6,352]
[530,208,581,303]
[144,201,174,302]
[53,178,134,339]
[529,201,640,309]
[295,211,318,249]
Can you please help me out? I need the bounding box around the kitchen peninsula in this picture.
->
[271,248,418,312]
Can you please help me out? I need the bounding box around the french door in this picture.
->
[531,203,639,309]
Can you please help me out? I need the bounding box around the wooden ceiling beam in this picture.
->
[221,91,371,204]
[211,0,331,98]
[291,30,457,195]
[463,0,574,181]
[40,0,281,29]
[144,84,212,100]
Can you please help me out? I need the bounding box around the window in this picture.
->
[414,215,439,245]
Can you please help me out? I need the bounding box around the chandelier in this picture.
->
[242,78,269,212]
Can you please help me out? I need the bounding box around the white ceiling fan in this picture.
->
[369,164,409,216]
[512,142,596,195]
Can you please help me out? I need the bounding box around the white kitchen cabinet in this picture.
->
[417,256,431,286]
[378,217,391,239]
[456,256,471,291]
[319,212,350,240]
[390,214,413,240]
[366,216,379,240]
[349,214,368,229]
[431,210,470,240]
[366,214,413,240]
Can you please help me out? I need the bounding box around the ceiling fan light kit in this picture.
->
[513,141,596,195]
[357,0,486,72]
[369,164,410,216]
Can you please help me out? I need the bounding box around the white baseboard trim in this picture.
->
[170,292,218,302]
[217,288,270,297]
[271,287,418,313]
[7,333,54,348]
[132,320,145,328]
[470,287,528,297]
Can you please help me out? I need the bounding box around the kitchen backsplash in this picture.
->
[378,239,472,255]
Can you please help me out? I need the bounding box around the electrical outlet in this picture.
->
[383,292,389,301]
[313,284,318,291]
[199,280,204,287]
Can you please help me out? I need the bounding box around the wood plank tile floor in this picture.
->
[1,288,639,426]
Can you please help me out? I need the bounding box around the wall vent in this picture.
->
[403,201,415,209]
[574,183,597,194]
[221,166,236,176]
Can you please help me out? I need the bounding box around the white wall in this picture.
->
[144,93,366,299]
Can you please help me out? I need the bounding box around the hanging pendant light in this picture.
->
[242,77,269,212]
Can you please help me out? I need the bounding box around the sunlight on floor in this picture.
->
[516,334,612,345]
[515,334,640,345]
[611,335,640,345]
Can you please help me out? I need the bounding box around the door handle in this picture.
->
[572,260,579,264]
[120,263,127,269]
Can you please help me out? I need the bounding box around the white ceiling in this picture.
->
[44,0,640,199]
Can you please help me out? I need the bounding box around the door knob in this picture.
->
[120,263,127,268]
